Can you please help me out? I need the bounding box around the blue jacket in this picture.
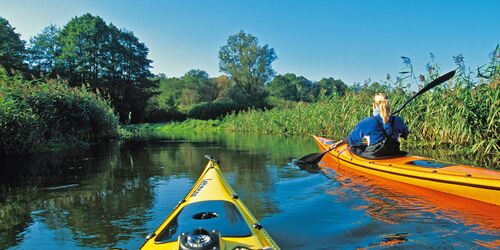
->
[348,115,409,146]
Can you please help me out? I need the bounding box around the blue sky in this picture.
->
[1,0,499,84]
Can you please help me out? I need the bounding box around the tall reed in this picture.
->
[223,72,499,163]
[0,68,119,154]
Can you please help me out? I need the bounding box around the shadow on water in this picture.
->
[0,131,498,249]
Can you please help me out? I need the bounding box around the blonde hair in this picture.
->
[374,93,391,124]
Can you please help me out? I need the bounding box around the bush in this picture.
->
[187,100,245,120]
[0,68,119,154]
[143,96,186,123]
[143,107,186,123]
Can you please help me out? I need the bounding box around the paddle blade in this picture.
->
[419,70,456,94]
[294,159,321,173]
[297,151,328,165]
[297,140,343,165]
[392,70,455,115]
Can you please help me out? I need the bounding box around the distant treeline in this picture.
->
[1,14,498,156]
[1,14,154,123]
[1,14,351,124]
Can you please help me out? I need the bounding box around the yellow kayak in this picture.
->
[313,136,500,206]
[140,155,279,250]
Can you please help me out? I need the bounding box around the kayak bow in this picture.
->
[312,135,500,206]
[141,155,279,250]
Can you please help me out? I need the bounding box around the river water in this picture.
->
[0,132,498,249]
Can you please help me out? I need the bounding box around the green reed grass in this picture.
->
[223,78,499,164]
[0,68,119,154]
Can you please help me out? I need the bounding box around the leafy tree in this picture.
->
[104,25,156,122]
[157,76,183,110]
[268,74,299,101]
[181,69,217,106]
[213,75,232,99]
[57,14,110,87]
[361,81,390,95]
[27,25,60,77]
[349,82,363,93]
[184,69,209,80]
[0,17,26,73]
[314,77,348,99]
[292,75,315,101]
[53,13,155,122]
[268,73,314,102]
[219,31,277,107]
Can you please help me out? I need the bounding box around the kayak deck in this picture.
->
[313,136,500,205]
[141,156,279,249]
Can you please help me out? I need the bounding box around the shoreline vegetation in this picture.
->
[0,68,119,154]
[1,14,498,168]
[123,79,499,168]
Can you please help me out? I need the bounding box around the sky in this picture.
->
[1,0,499,84]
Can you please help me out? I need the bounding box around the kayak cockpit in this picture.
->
[405,160,456,168]
[155,200,252,243]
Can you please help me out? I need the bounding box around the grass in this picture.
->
[0,68,119,154]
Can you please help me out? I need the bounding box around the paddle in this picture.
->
[297,70,456,165]
[296,140,343,165]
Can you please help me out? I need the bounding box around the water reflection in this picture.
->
[0,143,157,249]
[0,132,498,249]
[317,163,500,249]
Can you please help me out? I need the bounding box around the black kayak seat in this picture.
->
[349,148,408,160]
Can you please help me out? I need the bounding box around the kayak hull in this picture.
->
[141,157,279,249]
[313,136,500,206]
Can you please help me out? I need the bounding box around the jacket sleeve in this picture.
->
[348,120,365,145]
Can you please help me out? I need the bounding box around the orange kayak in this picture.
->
[313,135,500,205]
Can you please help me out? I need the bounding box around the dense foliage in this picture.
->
[26,14,156,123]
[268,73,348,102]
[0,17,27,73]
[187,100,246,120]
[0,68,119,154]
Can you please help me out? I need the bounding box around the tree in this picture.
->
[268,74,299,101]
[314,77,348,99]
[268,73,314,102]
[213,75,232,100]
[57,14,113,88]
[0,17,26,73]
[219,31,277,107]
[104,25,156,122]
[181,69,217,105]
[27,25,60,77]
[157,76,183,110]
[54,13,155,122]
